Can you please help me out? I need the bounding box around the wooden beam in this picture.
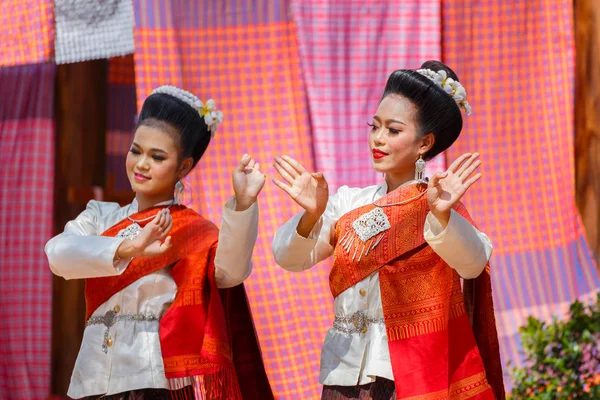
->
[51,60,108,395]
[574,0,600,261]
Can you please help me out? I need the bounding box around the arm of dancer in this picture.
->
[424,209,493,279]
[214,153,266,288]
[272,188,349,272]
[213,196,260,288]
[45,201,133,279]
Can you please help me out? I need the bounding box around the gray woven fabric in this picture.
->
[54,0,134,64]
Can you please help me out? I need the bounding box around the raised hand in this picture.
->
[117,208,173,260]
[232,154,266,211]
[427,152,482,222]
[272,155,329,217]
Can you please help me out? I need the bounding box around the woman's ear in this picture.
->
[420,133,435,155]
[178,157,194,178]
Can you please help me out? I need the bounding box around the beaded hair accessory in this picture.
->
[415,69,472,115]
[151,85,224,136]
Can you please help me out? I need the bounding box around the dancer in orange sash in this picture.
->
[272,61,504,399]
[46,86,273,399]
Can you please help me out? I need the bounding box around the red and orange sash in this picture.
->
[85,205,273,399]
[330,184,504,399]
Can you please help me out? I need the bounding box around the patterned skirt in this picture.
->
[321,377,397,400]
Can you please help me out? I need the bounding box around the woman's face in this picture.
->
[369,94,431,179]
[126,125,182,199]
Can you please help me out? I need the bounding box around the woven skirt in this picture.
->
[321,377,396,400]
[82,387,190,400]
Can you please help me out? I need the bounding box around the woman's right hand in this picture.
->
[272,155,329,218]
[116,208,173,260]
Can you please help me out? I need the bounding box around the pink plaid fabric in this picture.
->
[290,0,443,192]
[0,64,55,399]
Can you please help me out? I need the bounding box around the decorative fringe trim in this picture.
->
[449,301,467,320]
[169,384,195,400]
[168,377,194,391]
[168,367,242,400]
[387,317,446,341]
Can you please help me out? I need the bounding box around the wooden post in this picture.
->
[574,0,600,261]
[51,60,108,395]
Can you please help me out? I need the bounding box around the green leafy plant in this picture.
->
[509,294,600,399]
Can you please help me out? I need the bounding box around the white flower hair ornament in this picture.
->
[198,99,224,135]
[415,69,472,116]
[150,85,224,136]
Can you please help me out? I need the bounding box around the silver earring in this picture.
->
[415,155,426,183]
[175,180,184,203]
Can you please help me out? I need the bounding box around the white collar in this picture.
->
[379,180,388,195]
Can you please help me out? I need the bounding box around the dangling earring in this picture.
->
[175,180,184,204]
[415,155,426,184]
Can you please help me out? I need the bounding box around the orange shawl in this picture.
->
[85,205,273,400]
[330,184,504,399]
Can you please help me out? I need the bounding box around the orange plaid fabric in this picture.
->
[0,0,54,66]
[133,1,326,398]
[443,0,600,385]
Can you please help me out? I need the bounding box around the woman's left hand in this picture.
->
[232,154,266,211]
[427,153,482,226]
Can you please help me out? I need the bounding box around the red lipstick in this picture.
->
[134,172,150,182]
[372,149,389,160]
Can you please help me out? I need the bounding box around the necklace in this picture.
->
[127,200,175,223]
[116,200,175,240]
[371,180,427,207]
[340,181,426,262]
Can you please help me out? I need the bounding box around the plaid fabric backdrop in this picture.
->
[0,64,55,399]
[106,55,137,193]
[133,1,323,397]
[117,0,598,396]
[442,0,600,383]
[0,1,54,67]
[290,0,444,192]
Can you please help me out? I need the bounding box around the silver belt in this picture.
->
[87,309,159,353]
[333,310,384,335]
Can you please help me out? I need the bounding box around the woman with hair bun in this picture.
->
[46,86,273,399]
[272,61,505,399]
